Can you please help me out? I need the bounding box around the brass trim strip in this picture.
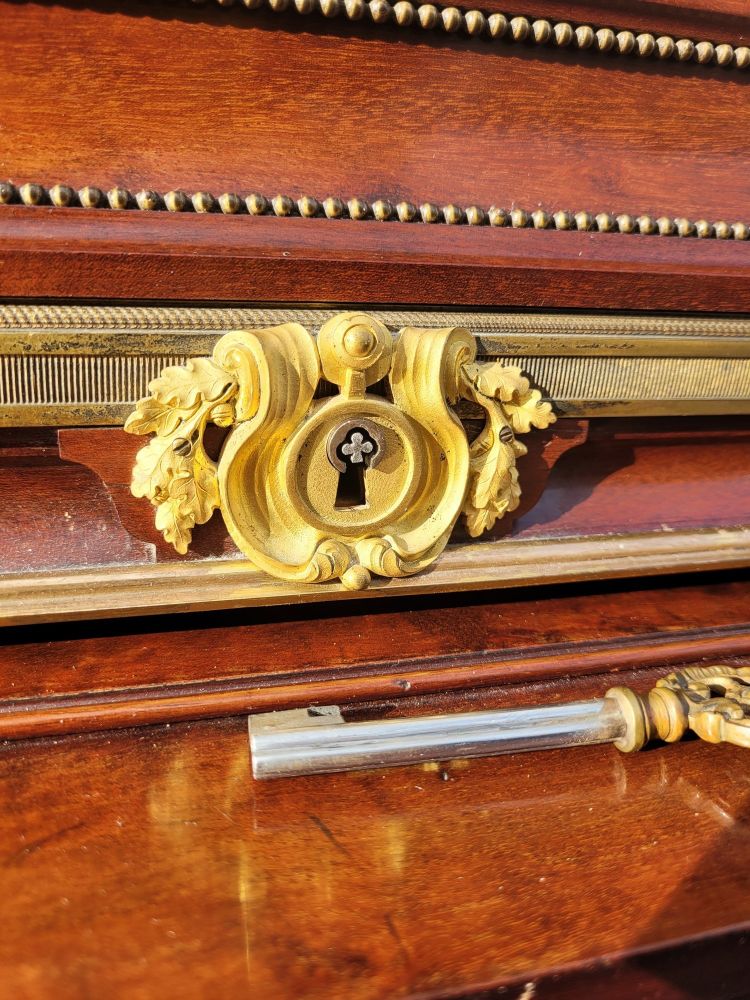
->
[1,528,748,626]
[1,181,747,239]
[5,370,750,424]
[2,306,750,424]
[504,355,750,405]
[180,0,750,73]
[3,310,750,419]
[5,305,750,347]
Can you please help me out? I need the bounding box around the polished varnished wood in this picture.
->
[3,208,750,310]
[0,573,747,736]
[0,707,748,998]
[2,0,749,991]
[2,0,750,309]
[6,417,741,570]
[3,2,749,218]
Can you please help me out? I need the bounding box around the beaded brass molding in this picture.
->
[191,0,750,73]
[124,311,554,589]
[1,180,749,239]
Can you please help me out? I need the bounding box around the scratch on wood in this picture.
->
[5,821,85,866]
[384,912,411,966]
[309,814,352,858]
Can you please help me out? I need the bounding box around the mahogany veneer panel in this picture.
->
[1,573,748,736]
[4,207,750,309]
[3,1,749,313]
[0,712,747,997]
[509,418,750,538]
[0,457,153,571]
[3,2,750,221]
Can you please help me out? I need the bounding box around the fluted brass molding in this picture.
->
[608,665,750,752]
[187,0,750,73]
[1,180,748,240]
[4,306,750,426]
[124,311,554,589]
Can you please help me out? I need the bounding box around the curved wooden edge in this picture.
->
[2,209,750,311]
[446,923,750,1000]
[1,527,749,627]
[1,624,749,740]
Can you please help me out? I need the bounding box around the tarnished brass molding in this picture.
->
[1,181,748,240]
[4,306,750,427]
[3,528,750,625]
[177,0,750,72]
[124,311,554,589]
[608,665,750,752]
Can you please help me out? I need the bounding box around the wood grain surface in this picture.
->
[2,0,750,310]
[0,571,748,732]
[3,205,750,310]
[2,4,749,992]
[2,2,749,219]
[0,705,748,998]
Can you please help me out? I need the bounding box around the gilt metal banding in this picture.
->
[3,528,750,625]
[1,181,748,240]
[4,306,750,427]
[191,0,750,72]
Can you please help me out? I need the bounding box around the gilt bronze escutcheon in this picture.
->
[125,311,554,589]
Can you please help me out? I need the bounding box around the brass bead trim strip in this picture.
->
[4,304,750,346]
[1,181,749,240]
[192,0,749,72]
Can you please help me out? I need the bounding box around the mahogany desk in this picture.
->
[1,0,750,995]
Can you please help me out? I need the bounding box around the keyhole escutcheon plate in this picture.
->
[283,395,423,537]
[125,311,555,590]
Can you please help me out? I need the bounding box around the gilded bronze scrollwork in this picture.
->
[608,665,750,752]
[125,311,554,589]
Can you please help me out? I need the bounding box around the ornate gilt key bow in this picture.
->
[607,664,750,751]
[125,311,554,589]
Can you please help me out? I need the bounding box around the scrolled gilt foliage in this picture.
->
[124,315,554,586]
[124,356,238,553]
[659,664,750,747]
[460,361,555,537]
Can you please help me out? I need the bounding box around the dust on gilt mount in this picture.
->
[125,312,554,590]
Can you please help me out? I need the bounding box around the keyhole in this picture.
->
[335,462,367,509]
[333,428,378,510]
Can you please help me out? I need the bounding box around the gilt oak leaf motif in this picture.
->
[461,361,555,538]
[125,353,239,552]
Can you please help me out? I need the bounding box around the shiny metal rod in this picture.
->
[249,699,626,779]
